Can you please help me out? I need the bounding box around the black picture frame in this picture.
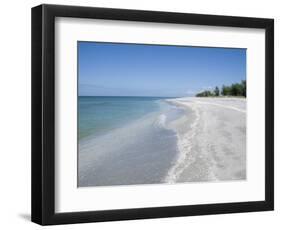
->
[31,4,274,225]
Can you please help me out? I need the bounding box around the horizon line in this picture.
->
[78,95,185,98]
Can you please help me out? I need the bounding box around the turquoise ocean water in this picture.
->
[78,96,185,187]
[79,96,164,140]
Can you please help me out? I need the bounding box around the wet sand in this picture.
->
[165,97,246,183]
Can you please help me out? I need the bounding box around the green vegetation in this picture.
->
[214,86,220,96]
[196,80,246,97]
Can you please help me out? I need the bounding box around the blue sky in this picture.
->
[78,41,246,97]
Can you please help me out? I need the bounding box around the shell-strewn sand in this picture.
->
[165,97,246,183]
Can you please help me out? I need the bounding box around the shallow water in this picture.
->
[79,96,164,140]
[78,96,185,187]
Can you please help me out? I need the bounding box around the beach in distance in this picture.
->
[78,42,247,187]
[78,96,246,187]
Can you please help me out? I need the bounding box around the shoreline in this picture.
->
[164,97,246,183]
[164,99,201,183]
[78,99,180,187]
[78,96,246,187]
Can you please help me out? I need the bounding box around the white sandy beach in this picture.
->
[78,97,246,187]
[165,97,246,183]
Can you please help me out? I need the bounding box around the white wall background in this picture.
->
[0,0,278,228]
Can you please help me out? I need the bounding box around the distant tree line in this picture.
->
[196,80,246,97]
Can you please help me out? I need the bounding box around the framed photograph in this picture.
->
[31,4,274,225]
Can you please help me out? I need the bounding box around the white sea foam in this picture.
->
[164,101,200,183]
[78,106,179,187]
[154,114,167,129]
[164,97,246,183]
